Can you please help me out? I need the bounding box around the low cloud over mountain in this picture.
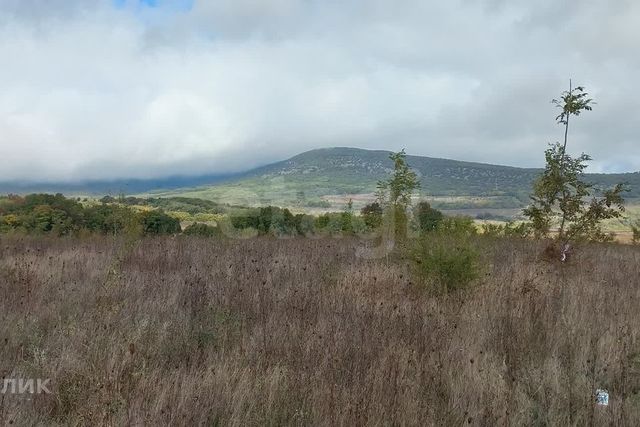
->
[1,0,639,181]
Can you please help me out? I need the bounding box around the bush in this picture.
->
[230,206,299,236]
[437,216,477,236]
[632,221,640,245]
[140,210,181,235]
[480,222,504,238]
[293,214,316,236]
[183,223,220,237]
[413,234,481,293]
[0,214,19,232]
[414,201,444,232]
[361,202,383,230]
[503,221,532,238]
[480,221,531,239]
[85,204,138,235]
[315,212,344,235]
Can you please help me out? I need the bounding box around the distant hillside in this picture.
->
[2,147,638,212]
[147,147,640,210]
[0,173,237,197]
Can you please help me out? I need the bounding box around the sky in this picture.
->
[0,0,639,182]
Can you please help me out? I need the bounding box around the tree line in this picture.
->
[0,193,451,238]
[0,194,180,236]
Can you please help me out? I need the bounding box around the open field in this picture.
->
[1,236,640,425]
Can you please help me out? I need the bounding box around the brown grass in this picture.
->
[1,235,640,425]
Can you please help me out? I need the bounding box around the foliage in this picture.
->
[376,149,420,208]
[552,83,594,127]
[183,222,221,238]
[100,195,226,214]
[523,84,626,244]
[361,202,383,230]
[437,216,477,236]
[480,221,532,239]
[230,206,307,236]
[340,199,355,234]
[412,233,481,293]
[632,221,640,244]
[139,210,182,235]
[229,204,367,237]
[84,204,139,235]
[413,214,480,292]
[315,211,365,235]
[376,149,420,241]
[414,201,444,232]
[293,213,316,236]
[0,193,83,236]
[524,146,627,243]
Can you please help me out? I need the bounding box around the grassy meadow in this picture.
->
[1,235,640,425]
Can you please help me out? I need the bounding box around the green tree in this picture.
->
[85,204,137,235]
[437,216,477,236]
[361,202,383,230]
[376,149,420,241]
[140,210,181,235]
[340,198,354,233]
[414,201,443,232]
[293,213,316,236]
[523,82,626,244]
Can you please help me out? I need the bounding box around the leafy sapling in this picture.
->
[523,81,627,253]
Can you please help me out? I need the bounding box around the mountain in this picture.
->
[2,147,638,213]
[144,147,640,211]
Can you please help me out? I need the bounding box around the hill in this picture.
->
[146,147,640,212]
[2,147,638,213]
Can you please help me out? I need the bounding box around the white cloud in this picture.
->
[0,0,639,182]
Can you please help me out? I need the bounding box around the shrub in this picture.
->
[183,223,220,237]
[437,216,477,236]
[140,210,181,235]
[361,202,383,230]
[632,222,640,244]
[503,221,532,238]
[0,214,20,232]
[230,209,260,231]
[413,235,481,292]
[480,222,504,238]
[480,221,532,239]
[230,206,299,236]
[414,201,444,232]
[84,204,138,235]
[294,214,316,236]
[314,213,344,235]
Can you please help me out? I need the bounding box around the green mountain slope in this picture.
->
[145,147,640,211]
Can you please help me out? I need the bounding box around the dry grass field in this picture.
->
[1,236,640,425]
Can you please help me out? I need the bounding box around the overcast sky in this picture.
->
[1,0,639,182]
